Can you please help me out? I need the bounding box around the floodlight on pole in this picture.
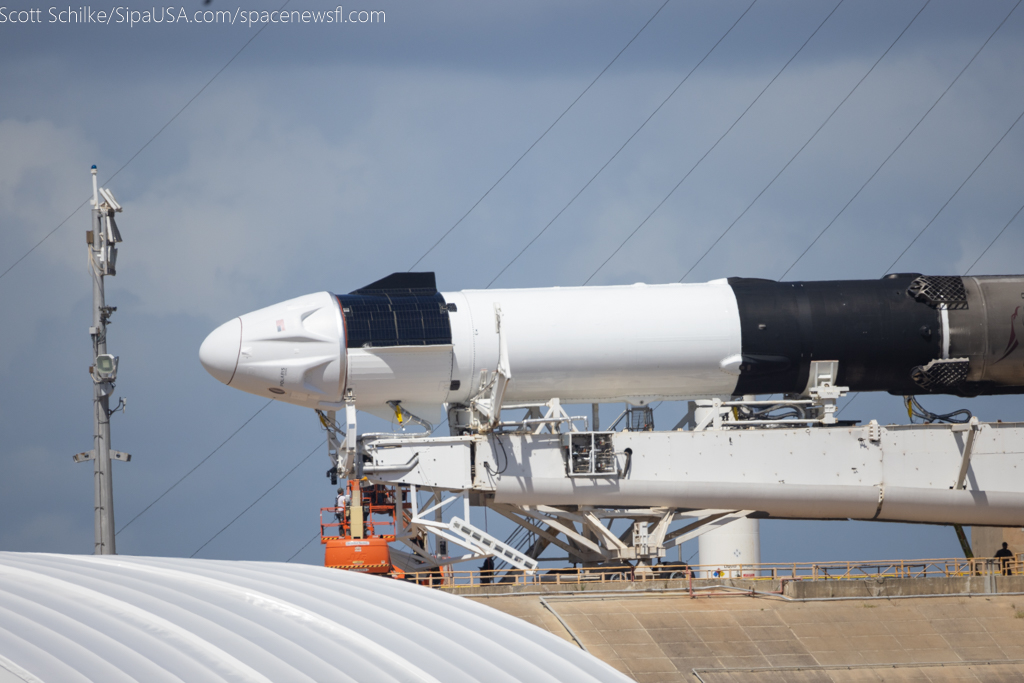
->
[74,165,130,555]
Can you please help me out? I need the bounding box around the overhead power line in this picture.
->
[584,0,843,286]
[0,0,291,284]
[407,0,674,271]
[778,0,1021,281]
[116,399,274,535]
[671,0,931,284]
[191,438,325,558]
[488,0,761,288]
[965,201,1024,275]
[286,532,322,563]
[885,107,1024,274]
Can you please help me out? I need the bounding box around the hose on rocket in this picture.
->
[904,396,972,424]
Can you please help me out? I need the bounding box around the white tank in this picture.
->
[698,517,761,579]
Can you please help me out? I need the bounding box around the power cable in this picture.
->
[779,0,1021,281]
[487,0,760,288]
[407,0,674,271]
[585,0,844,285]
[286,532,321,563]
[885,108,1024,274]
[0,0,292,284]
[668,0,931,284]
[964,200,1024,274]
[191,438,325,558]
[115,399,274,535]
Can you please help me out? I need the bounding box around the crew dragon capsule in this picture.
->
[199,272,1024,424]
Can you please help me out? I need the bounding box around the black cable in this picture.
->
[408,0,674,271]
[964,200,1024,275]
[0,0,292,284]
[116,399,274,535]
[780,0,1021,280]
[286,531,321,563]
[905,396,971,424]
[191,438,326,558]
[486,0,760,288]
[487,433,510,475]
[585,0,843,286]
[885,107,1024,274]
[671,0,931,284]
[835,392,860,417]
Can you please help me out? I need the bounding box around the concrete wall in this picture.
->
[972,526,1024,559]
[473,585,1024,683]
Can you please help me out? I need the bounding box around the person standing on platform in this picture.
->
[995,542,1014,575]
[480,556,495,584]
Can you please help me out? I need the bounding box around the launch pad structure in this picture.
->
[322,361,1024,577]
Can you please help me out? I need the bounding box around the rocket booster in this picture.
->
[199,272,1024,422]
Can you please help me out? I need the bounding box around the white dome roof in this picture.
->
[0,553,629,683]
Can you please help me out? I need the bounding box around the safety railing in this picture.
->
[319,506,396,541]
[394,555,1024,589]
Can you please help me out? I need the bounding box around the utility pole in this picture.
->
[74,165,130,555]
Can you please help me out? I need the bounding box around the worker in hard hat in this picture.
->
[335,486,349,536]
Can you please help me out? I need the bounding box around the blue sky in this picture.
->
[2,0,1023,566]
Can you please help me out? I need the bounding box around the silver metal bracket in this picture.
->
[73,450,131,464]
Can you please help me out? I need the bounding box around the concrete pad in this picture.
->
[623,656,678,674]
[668,656,723,671]
[950,646,1011,661]
[763,654,819,667]
[587,612,645,632]
[836,621,887,637]
[981,617,1024,633]
[684,612,742,628]
[989,631,1024,647]
[907,649,960,663]
[659,640,718,659]
[930,618,986,634]
[601,627,657,645]
[609,642,666,660]
[731,611,788,627]
[886,621,941,636]
[630,674,686,683]
[713,655,772,669]
[809,650,866,665]
[859,649,914,664]
[755,639,812,656]
[742,626,794,640]
[630,674,687,683]
[846,635,903,651]
[635,612,692,630]
[790,622,843,638]
[700,626,752,643]
[895,634,952,650]
[944,632,999,648]
[709,640,763,657]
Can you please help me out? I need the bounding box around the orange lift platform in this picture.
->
[321,480,397,574]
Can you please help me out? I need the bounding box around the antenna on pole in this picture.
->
[73,165,131,555]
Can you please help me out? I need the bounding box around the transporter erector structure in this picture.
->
[200,273,1024,575]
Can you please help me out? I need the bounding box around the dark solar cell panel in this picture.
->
[338,293,452,348]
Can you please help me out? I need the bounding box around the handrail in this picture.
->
[386,555,1024,589]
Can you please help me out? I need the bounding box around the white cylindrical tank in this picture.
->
[698,517,760,579]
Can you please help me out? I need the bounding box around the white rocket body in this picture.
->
[199,272,1024,422]
[200,280,742,424]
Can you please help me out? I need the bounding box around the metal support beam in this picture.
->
[954,417,980,490]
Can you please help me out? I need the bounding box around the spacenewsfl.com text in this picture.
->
[0,6,384,27]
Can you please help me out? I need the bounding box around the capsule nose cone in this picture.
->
[200,317,242,385]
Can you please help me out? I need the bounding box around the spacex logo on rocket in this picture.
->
[199,272,1024,423]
